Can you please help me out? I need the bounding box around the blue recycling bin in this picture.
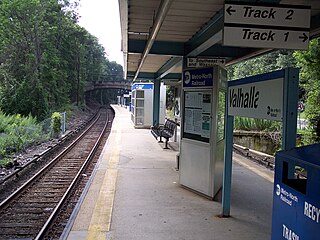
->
[272,143,320,240]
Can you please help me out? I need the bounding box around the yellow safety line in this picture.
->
[86,129,121,240]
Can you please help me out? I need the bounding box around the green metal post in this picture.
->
[222,111,234,217]
[153,79,161,126]
[282,68,299,150]
[282,68,299,178]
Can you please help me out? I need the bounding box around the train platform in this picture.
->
[64,104,274,240]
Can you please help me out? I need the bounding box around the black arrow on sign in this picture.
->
[226,6,236,16]
[299,33,308,42]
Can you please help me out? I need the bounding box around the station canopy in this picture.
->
[119,0,320,81]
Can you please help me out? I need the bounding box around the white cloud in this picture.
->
[78,0,123,66]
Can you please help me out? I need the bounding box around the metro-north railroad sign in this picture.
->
[223,3,311,50]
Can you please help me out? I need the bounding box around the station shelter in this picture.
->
[119,0,320,218]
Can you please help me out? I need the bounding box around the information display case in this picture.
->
[179,66,227,199]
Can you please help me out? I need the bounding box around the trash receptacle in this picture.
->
[272,143,320,240]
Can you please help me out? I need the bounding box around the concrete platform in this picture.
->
[65,105,274,240]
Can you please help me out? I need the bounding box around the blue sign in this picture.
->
[132,83,153,90]
[272,144,320,240]
[183,67,214,88]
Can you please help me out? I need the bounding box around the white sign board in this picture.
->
[223,26,309,50]
[223,3,310,50]
[224,4,311,28]
[228,78,283,121]
[187,58,226,68]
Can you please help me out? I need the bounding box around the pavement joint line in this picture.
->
[86,129,120,240]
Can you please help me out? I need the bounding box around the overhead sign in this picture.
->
[187,57,226,68]
[223,27,309,50]
[224,3,311,28]
[228,77,283,121]
[223,3,311,50]
[131,83,153,90]
[183,68,214,88]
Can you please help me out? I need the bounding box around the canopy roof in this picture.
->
[119,0,320,81]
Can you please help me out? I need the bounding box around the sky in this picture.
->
[77,0,124,66]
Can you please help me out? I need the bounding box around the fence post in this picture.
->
[61,112,66,134]
[174,118,178,142]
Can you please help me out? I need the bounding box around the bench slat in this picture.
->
[150,119,177,149]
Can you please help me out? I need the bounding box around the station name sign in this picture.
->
[228,78,283,121]
[223,3,311,50]
[183,68,213,88]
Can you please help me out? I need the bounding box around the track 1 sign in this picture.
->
[223,27,309,50]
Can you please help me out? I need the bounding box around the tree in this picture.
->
[294,39,320,143]
[0,0,123,119]
[227,50,296,80]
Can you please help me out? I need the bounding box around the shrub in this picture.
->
[234,117,281,132]
[51,112,62,138]
[0,158,13,169]
[0,111,49,161]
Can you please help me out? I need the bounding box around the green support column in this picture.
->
[153,79,161,126]
[282,68,299,150]
[282,68,299,178]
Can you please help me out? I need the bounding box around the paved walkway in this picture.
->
[65,105,274,240]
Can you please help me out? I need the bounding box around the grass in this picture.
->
[0,111,49,167]
[0,158,13,168]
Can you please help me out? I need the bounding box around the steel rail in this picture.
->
[35,109,110,239]
[0,111,101,210]
[0,109,99,186]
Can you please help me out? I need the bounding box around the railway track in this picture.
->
[0,107,114,239]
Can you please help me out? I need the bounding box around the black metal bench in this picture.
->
[151,119,177,149]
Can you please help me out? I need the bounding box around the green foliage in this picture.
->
[0,111,49,160]
[0,0,123,120]
[1,80,49,120]
[166,86,175,109]
[58,103,78,119]
[227,50,296,80]
[0,158,13,169]
[234,117,281,132]
[234,117,282,153]
[294,38,320,144]
[297,128,316,146]
[51,112,62,137]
